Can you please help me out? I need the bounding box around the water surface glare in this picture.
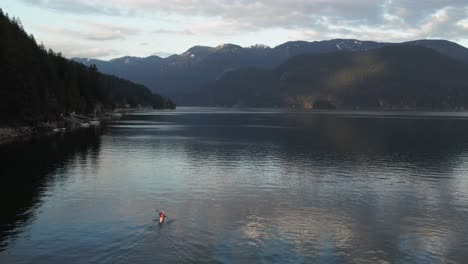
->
[1,107,468,263]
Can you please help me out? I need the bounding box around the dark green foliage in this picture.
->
[197,45,468,109]
[99,74,175,109]
[75,39,468,106]
[0,10,174,125]
[313,100,336,110]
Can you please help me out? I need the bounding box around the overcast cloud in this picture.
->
[6,0,468,58]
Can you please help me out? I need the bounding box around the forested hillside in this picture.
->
[0,9,175,125]
[75,39,468,106]
[196,45,468,109]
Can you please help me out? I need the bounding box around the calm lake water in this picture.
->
[1,107,468,263]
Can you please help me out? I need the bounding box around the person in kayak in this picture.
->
[159,211,165,218]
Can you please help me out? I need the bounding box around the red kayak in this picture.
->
[159,212,166,224]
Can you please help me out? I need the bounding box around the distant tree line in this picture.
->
[0,9,175,125]
[196,45,468,109]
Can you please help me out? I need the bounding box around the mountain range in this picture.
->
[74,39,468,108]
[197,45,468,109]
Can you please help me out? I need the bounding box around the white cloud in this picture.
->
[35,21,141,41]
[153,28,194,35]
[16,0,468,58]
[152,51,174,58]
[20,0,468,43]
[457,19,468,30]
[42,40,122,58]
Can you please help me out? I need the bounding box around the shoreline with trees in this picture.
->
[0,9,175,144]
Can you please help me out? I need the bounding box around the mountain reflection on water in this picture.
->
[1,108,468,263]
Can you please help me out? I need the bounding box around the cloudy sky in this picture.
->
[2,0,468,59]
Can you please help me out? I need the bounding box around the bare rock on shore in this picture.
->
[0,126,35,143]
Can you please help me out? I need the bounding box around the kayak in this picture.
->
[159,215,165,224]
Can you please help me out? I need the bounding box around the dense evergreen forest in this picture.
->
[75,38,468,106]
[194,45,468,109]
[0,9,175,125]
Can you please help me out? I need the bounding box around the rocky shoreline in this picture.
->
[0,126,36,144]
[0,107,158,145]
